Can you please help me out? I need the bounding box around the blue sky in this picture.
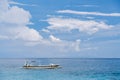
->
[0,0,120,58]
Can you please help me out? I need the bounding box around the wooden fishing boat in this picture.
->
[23,61,61,69]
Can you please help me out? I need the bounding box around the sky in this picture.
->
[0,0,120,58]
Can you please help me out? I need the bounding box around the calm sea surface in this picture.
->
[0,58,120,80]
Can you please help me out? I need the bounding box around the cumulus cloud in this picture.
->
[57,10,120,17]
[0,0,80,53]
[11,27,43,41]
[0,0,9,12]
[46,17,113,34]
[0,0,42,41]
[48,35,80,52]
[1,6,31,25]
[26,35,80,52]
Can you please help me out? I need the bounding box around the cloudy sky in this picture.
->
[0,0,120,58]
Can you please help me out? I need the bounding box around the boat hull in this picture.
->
[23,65,61,69]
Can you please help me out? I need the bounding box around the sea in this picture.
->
[0,58,120,80]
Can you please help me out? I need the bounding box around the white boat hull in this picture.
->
[23,64,61,69]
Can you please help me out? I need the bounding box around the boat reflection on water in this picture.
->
[23,61,61,69]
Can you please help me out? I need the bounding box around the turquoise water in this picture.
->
[0,58,120,80]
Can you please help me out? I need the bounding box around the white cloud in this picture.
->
[86,16,95,19]
[9,1,37,7]
[49,35,61,42]
[12,27,43,41]
[48,36,81,52]
[26,35,80,52]
[76,5,98,7]
[0,0,9,12]
[0,0,80,53]
[57,10,120,17]
[46,17,112,34]
[41,29,50,33]
[1,6,31,25]
[94,25,120,37]
[0,0,42,41]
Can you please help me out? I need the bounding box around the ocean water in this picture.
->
[0,58,120,80]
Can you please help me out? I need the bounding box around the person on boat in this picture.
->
[24,61,28,66]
